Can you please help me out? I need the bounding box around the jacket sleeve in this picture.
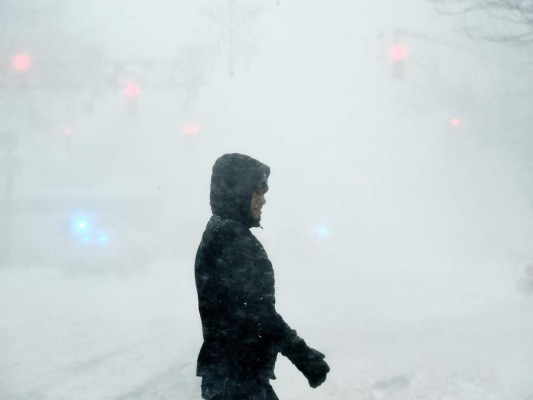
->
[217,222,330,387]
[218,223,298,351]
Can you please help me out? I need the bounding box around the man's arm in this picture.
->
[219,223,330,387]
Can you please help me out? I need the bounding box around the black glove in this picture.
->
[282,338,330,388]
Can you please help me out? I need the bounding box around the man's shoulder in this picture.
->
[206,215,249,238]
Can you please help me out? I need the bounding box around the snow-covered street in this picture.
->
[2,259,532,399]
[0,263,199,400]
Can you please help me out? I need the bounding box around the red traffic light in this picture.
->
[182,124,200,136]
[64,125,74,136]
[450,118,461,128]
[389,44,407,62]
[12,53,31,72]
[124,82,140,98]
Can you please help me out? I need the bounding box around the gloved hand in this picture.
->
[299,347,330,388]
[282,338,330,388]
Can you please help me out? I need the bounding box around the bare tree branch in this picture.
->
[431,0,533,43]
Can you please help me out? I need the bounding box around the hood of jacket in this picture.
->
[210,153,270,228]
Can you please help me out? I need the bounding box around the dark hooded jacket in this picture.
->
[195,154,302,381]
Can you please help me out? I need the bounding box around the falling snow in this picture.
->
[1,0,533,399]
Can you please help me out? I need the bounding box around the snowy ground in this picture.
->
[1,259,533,400]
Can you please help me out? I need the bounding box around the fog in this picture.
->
[2,1,533,399]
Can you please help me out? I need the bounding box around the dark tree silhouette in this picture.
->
[431,0,533,43]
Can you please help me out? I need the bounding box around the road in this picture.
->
[1,260,532,399]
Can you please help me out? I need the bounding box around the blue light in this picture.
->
[72,216,90,234]
[318,225,330,238]
[70,214,114,246]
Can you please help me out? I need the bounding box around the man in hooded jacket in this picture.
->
[195,153,330,399]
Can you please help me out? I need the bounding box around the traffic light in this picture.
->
[124,81,140,98]
[182,123,200,136]
[450,117,461,128]
[11,53,31,86]
[62,125,74,151]
[12,53,31,72]
[124,81,140,114]
[389,43,407,78]
[389,44,407,62]
[64,125,74,136]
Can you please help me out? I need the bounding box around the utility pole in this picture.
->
[0,130,17,267]
[202,0,264,77]
[0,130,18,198]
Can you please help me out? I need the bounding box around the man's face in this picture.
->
[251,189,267,221]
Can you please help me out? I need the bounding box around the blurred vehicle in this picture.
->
[4,195,161,273]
